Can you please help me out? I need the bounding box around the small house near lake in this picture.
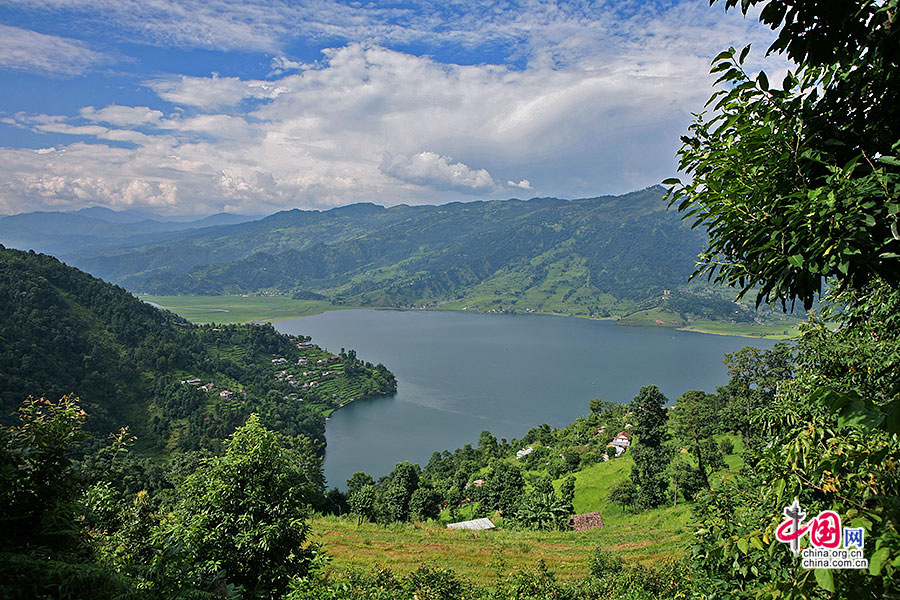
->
[515,446,534,460]
[607,431,631,457]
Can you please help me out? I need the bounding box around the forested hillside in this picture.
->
[66,187,715,317]
[0,246,395,453]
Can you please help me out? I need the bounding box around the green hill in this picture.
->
[66,187,712,316]
[0,246,395,453]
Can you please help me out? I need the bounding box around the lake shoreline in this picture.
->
[141,294,798,340]
[274,309,780,487]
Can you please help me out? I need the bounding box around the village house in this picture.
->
[515,446,534,460]
[607,431,631,457]
[297,358,309,366]
[180,378,201,385]
[272,357,287,365]
[200,383,216,392]
[219,390,233,400]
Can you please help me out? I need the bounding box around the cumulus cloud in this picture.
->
[0,24,111,75]
[508,179,533,190]
[0,1,789,215]
[381,152,497,193]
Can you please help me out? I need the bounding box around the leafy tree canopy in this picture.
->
[667,0,900,309]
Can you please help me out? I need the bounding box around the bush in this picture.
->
[718,438,734,455]
[588,548,624,580]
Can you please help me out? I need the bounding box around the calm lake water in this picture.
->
[275,310,777,489]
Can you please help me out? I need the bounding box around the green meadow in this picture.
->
[140,294,343,324]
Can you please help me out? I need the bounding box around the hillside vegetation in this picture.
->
[0,246,395,454]
[66,187,732,320]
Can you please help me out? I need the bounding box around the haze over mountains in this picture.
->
[0,206,260,262]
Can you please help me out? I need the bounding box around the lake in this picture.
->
[275,310,777,489]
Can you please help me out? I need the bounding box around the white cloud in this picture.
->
[0,24,111,75]
[147,74,286,109]
[80,105,163,126]
[381,152,496,194]
[4,1,781,70]
[269,56,304,76]
[0,1,790,215]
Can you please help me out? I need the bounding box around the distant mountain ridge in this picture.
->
[0,206,260,261]
[55,186,716,317]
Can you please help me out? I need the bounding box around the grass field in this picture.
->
[617,307,686,328]
[681,319,801,339]
[309,503,690,584]
[139,295,343,324]
[309,434,754,583]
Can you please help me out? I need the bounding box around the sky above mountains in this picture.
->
[0,0,785,216]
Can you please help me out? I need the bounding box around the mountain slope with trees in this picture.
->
[68,186,735,319]
[0,245,395,454]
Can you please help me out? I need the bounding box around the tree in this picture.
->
[172,414,317,598]
[560,476,576,514]
[722,344,793,440]
[346,471,375,495]
[480,460,525,516]
[608,479,637,514]
[666,2,900,596]
[668,460,706,505]
[477,430,499,460]
[514,492,571,531]
[670,390,718,488]
[0,396,138,599]
[348,485,376,527]
[628,385,673,509]
[408,487,442,522]
[589,398,616,414]
[666,0,900,310]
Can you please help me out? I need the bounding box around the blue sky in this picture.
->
[0,1,783,216]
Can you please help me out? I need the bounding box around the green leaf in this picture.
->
[713,49,735,63]
[737,537,749,554]
[661,178,681,186]
[870,547,891,576]
[757,71,768,91]
[814,568,834,592]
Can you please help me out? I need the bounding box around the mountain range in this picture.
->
[2,187,730,317]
